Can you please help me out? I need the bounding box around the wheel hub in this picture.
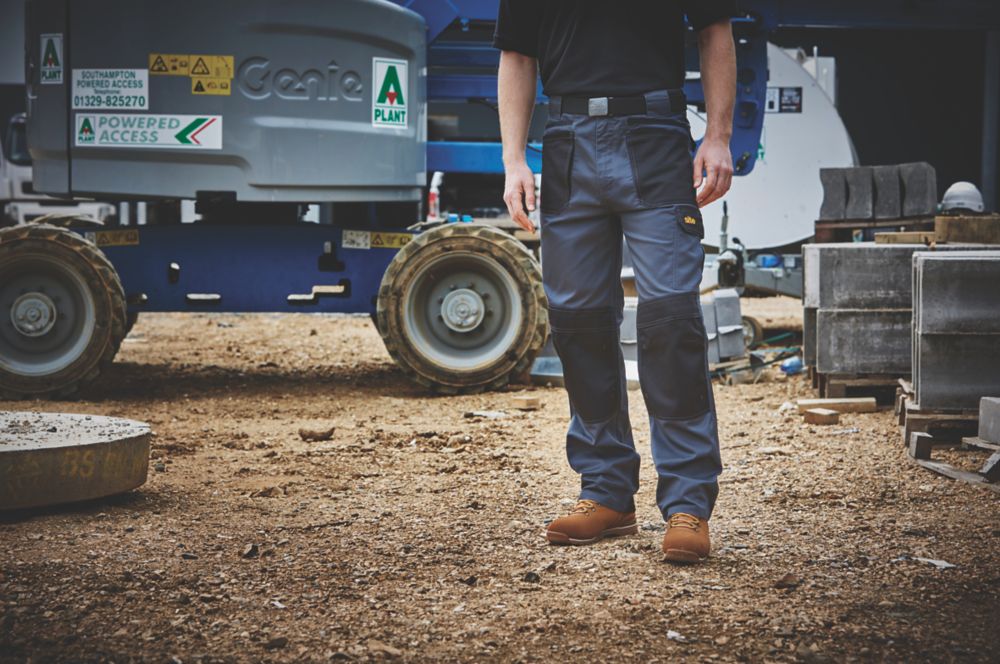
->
[440,287,485,333]
[11,292,57,338]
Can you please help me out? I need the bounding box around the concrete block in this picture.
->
[978,397,1000,444]
[806,243,992,310]
[707,336,721,365]
[845,166,874,220]
[620,304,638,344]
[816,308,912,374]
[718,327,745,360]
[701,295,721,364]
[873,165,902,219]
[701,295,717,336]
[802,245,821,308]
[915,334,1000,410]
[0,412,150,510]
[819,168,847,221]
[899,162,938,217]
[914,252,1000,334]
[803,307,817,367]
[909,431,934,460]
[713,289,742,328]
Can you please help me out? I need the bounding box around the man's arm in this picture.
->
[694,19,736,208]
[498,50,538,232]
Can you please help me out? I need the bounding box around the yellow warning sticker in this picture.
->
[149,54,234,92]
[191,77,232,95]
[370,232,412,249]
[90,229,140,247]
[187,55,234,79]
[149,53,191,76]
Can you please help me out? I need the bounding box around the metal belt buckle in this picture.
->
[587,97,609,116]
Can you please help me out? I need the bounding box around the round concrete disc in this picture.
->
[0,412,151,510]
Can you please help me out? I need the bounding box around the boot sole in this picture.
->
[662,548,707,564]
[546,523,638,546]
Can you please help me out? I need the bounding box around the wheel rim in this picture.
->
[742,317,759,348]
[403,251,523,371]
[0,255,97,377]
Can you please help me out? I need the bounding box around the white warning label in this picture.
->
[72,69,149,110]
[341,229,371,249]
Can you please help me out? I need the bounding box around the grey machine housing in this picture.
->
[25,0,426,203]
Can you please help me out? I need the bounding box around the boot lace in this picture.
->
[667,513,701,531]
[570,499,599,515]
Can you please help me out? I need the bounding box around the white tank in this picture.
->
[689,43,857,250]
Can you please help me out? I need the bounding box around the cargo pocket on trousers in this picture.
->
[626,127,695,207]
[549,307,620,423]
[674,204,705,240]
[541,131,574,213]
[636,295,710,420]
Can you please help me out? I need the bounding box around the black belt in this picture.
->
[552,91,686,117]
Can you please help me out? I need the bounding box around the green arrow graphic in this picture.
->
[175,118,209,144]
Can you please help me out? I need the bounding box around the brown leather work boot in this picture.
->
[545,499,637,545]
[661,513,710,563]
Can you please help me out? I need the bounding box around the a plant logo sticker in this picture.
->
[372,58,408,128]
[77,117,95,144]
[40,34,63,85]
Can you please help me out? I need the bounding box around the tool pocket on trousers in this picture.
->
[549,307,620,423]
[626,127,695,207]
[541,130,574,213]
[674,204,705,240]
[637,294,710,420]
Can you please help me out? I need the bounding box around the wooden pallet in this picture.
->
[913,459,1000,493]
[815,371,904,402]
[908,430,1000,493]
[874,230,937,245]
[961,436,1000,453]
[814,216,934,243]
[900,400,979,447]
[934,213,1000,244]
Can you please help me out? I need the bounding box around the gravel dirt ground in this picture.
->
[1,305,998,663]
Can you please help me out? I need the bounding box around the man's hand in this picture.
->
[498,50,539,232]
[503,161,537,233]
[695,18,736,209]
[693,137,733,208]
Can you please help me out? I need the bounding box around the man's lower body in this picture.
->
[539,90,722,562]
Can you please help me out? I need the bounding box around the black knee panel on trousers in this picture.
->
[548,306,621,423]
[637,293,711,420]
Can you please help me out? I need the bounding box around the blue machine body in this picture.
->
[95,224,401,314]
[77,0,1000,317]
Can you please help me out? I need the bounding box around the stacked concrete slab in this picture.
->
[818,163,937,221]
[803,242,988,376]
[912,251,1000,410]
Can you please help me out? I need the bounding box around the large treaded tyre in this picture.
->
[0,224,126,399]
[376,224,548,394]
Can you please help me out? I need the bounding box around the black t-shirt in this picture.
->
[493,0,735,96]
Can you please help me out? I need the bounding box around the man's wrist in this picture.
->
[703,127,732,145]
[503,152,528,169]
